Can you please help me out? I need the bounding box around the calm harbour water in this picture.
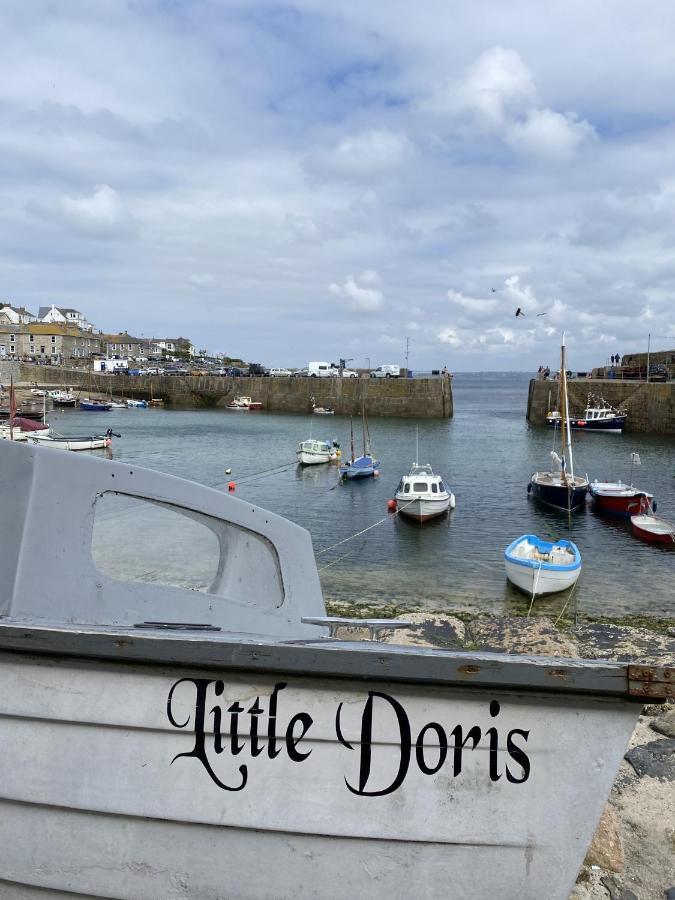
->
[54,373,674,618]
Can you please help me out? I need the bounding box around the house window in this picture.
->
[40,345,45,354]
[51,336,56,343]
[9,334,15,343]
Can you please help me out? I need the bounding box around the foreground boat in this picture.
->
[530,334,589,511]
[0,440,671,899]
[631,513,675,545]
[0,417,50,442]
[296,438,339,466]
[395,463,455,521]
[504,534,581,596]
[590,481,653,518]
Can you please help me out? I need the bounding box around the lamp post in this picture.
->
[646,333,651,383]
[365,356,371,373]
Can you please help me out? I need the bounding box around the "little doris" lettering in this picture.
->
[166,679,531,795]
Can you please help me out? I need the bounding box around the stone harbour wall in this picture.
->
[17,364,454,418]
[527,378,675,434]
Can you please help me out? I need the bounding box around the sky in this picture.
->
[2,1,675,371]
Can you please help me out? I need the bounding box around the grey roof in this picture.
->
[37,306,82,318]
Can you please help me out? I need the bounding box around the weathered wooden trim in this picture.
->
[0,623,671,700]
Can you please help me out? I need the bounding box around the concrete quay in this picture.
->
[9,363,453,419]
[527,377,675,434]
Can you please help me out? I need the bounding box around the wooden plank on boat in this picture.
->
[0,623,671,700]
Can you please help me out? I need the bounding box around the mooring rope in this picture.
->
[555,576,580,626]
[315,498,418,557]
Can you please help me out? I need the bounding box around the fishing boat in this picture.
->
[529,335,589,511]
[630,513,675,545]
[339,410,379,480]
[0,440,670,900]
[311,403,335,415]
[546,394,627,433]
[296,438,340,466]
[395,463,455,521]
[227,396,263,410]
[126,398,148,408]
[27,428,118,451]
[504,535,582,597]
[48,390,77,407]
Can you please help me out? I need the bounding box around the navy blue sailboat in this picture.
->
[339,409,379,481]
[529,334,589,512]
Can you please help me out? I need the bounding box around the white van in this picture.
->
[370,364,401,378]
[308,361,339,377]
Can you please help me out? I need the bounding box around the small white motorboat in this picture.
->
[311,403,335,415]
[27,429,118,451]
[0,418,51,442]
[504,534,581,597]
[296,438,340,466]
[395,463,455,521]
[227,396,263,410]
[126,399,148,409]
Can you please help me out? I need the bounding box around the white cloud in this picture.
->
[438,327,462,347]
[329,271,384,312]
[189,274,216,288]
[305,129,413,181]
[505,109,596,162]
[28,184,136,239]
[447,288,499,318]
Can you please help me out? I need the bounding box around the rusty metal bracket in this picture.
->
[628,665,674,699]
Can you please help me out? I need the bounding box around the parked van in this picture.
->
[308,361,339,377]
[370,364,401,378]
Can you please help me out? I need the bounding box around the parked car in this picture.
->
[370,364,401,378]
[269,367,293,377]
[228,367,247,377]
[341,369,358,378]
[248,363,269,376]
[293,367,309,377]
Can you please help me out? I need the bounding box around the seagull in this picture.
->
[491,288,497,293]
[536,312,547,316]
[515,307,525,317]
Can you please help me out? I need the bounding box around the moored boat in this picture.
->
[0,440,671,899]
[530,334,589,511]
[296,438,339,466]
[395,463,455,521]
[0,417,50,442]
[48,390,77,407]
[504,534,582,596]
[547,394,627,433]
[79,399,112,412]
[589,482,653,518]
[126,399,148,408]
[312,403,335,415]
[630,514,675,545]
[339,411,379,480]
[227,396,263,410]
[27,428,117,451]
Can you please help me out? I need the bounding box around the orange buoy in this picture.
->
[387,499,397,511]
[228,481,236,491]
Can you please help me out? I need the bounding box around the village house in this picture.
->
[100,332,147,360]
[152,337,196,359]
[0,323,103,363]
[37,305,94,332]
[0,303,37,325]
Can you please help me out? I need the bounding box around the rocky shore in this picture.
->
[326,605,675,900]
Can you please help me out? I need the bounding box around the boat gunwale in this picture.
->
[504,535,581,573]
[0,621,669,701]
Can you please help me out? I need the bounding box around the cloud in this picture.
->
[447,288,499,318]
[329,271,384,311]
[422,46,595,162]
[305,129,413,181]
[189,274,216,288]
[438,327,462,347]
[27,184,137,240]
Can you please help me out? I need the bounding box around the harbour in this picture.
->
[41,371,674,619]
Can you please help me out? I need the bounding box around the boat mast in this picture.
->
[349,415,355,462]
[561,333,574,480]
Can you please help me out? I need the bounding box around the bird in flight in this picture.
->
[515,307,525,317]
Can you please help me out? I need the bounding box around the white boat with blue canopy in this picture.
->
[504,534,582,597]
[0,439,670,899]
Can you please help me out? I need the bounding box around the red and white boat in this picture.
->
[226,396,263,411]
[589,481,653,518]
[630,514,675,545]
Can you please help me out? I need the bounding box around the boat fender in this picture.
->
[228,481,236,492]
[373,469,379,477]
[527,482,532,494]
[653,500,657,512]
[225,468,232,474]
[387,499,397,511]
[449,493,456,509]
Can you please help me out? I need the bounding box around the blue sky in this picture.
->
[2,0,675,369]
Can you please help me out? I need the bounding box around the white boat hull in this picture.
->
[0,650,638,900]
[396,495,452,520]
[27,435,110,451]
[504,558,580,596]
[0,426,50,442]
[297,450,334,465]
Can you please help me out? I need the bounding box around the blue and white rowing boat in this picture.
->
[504,534,581,597]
